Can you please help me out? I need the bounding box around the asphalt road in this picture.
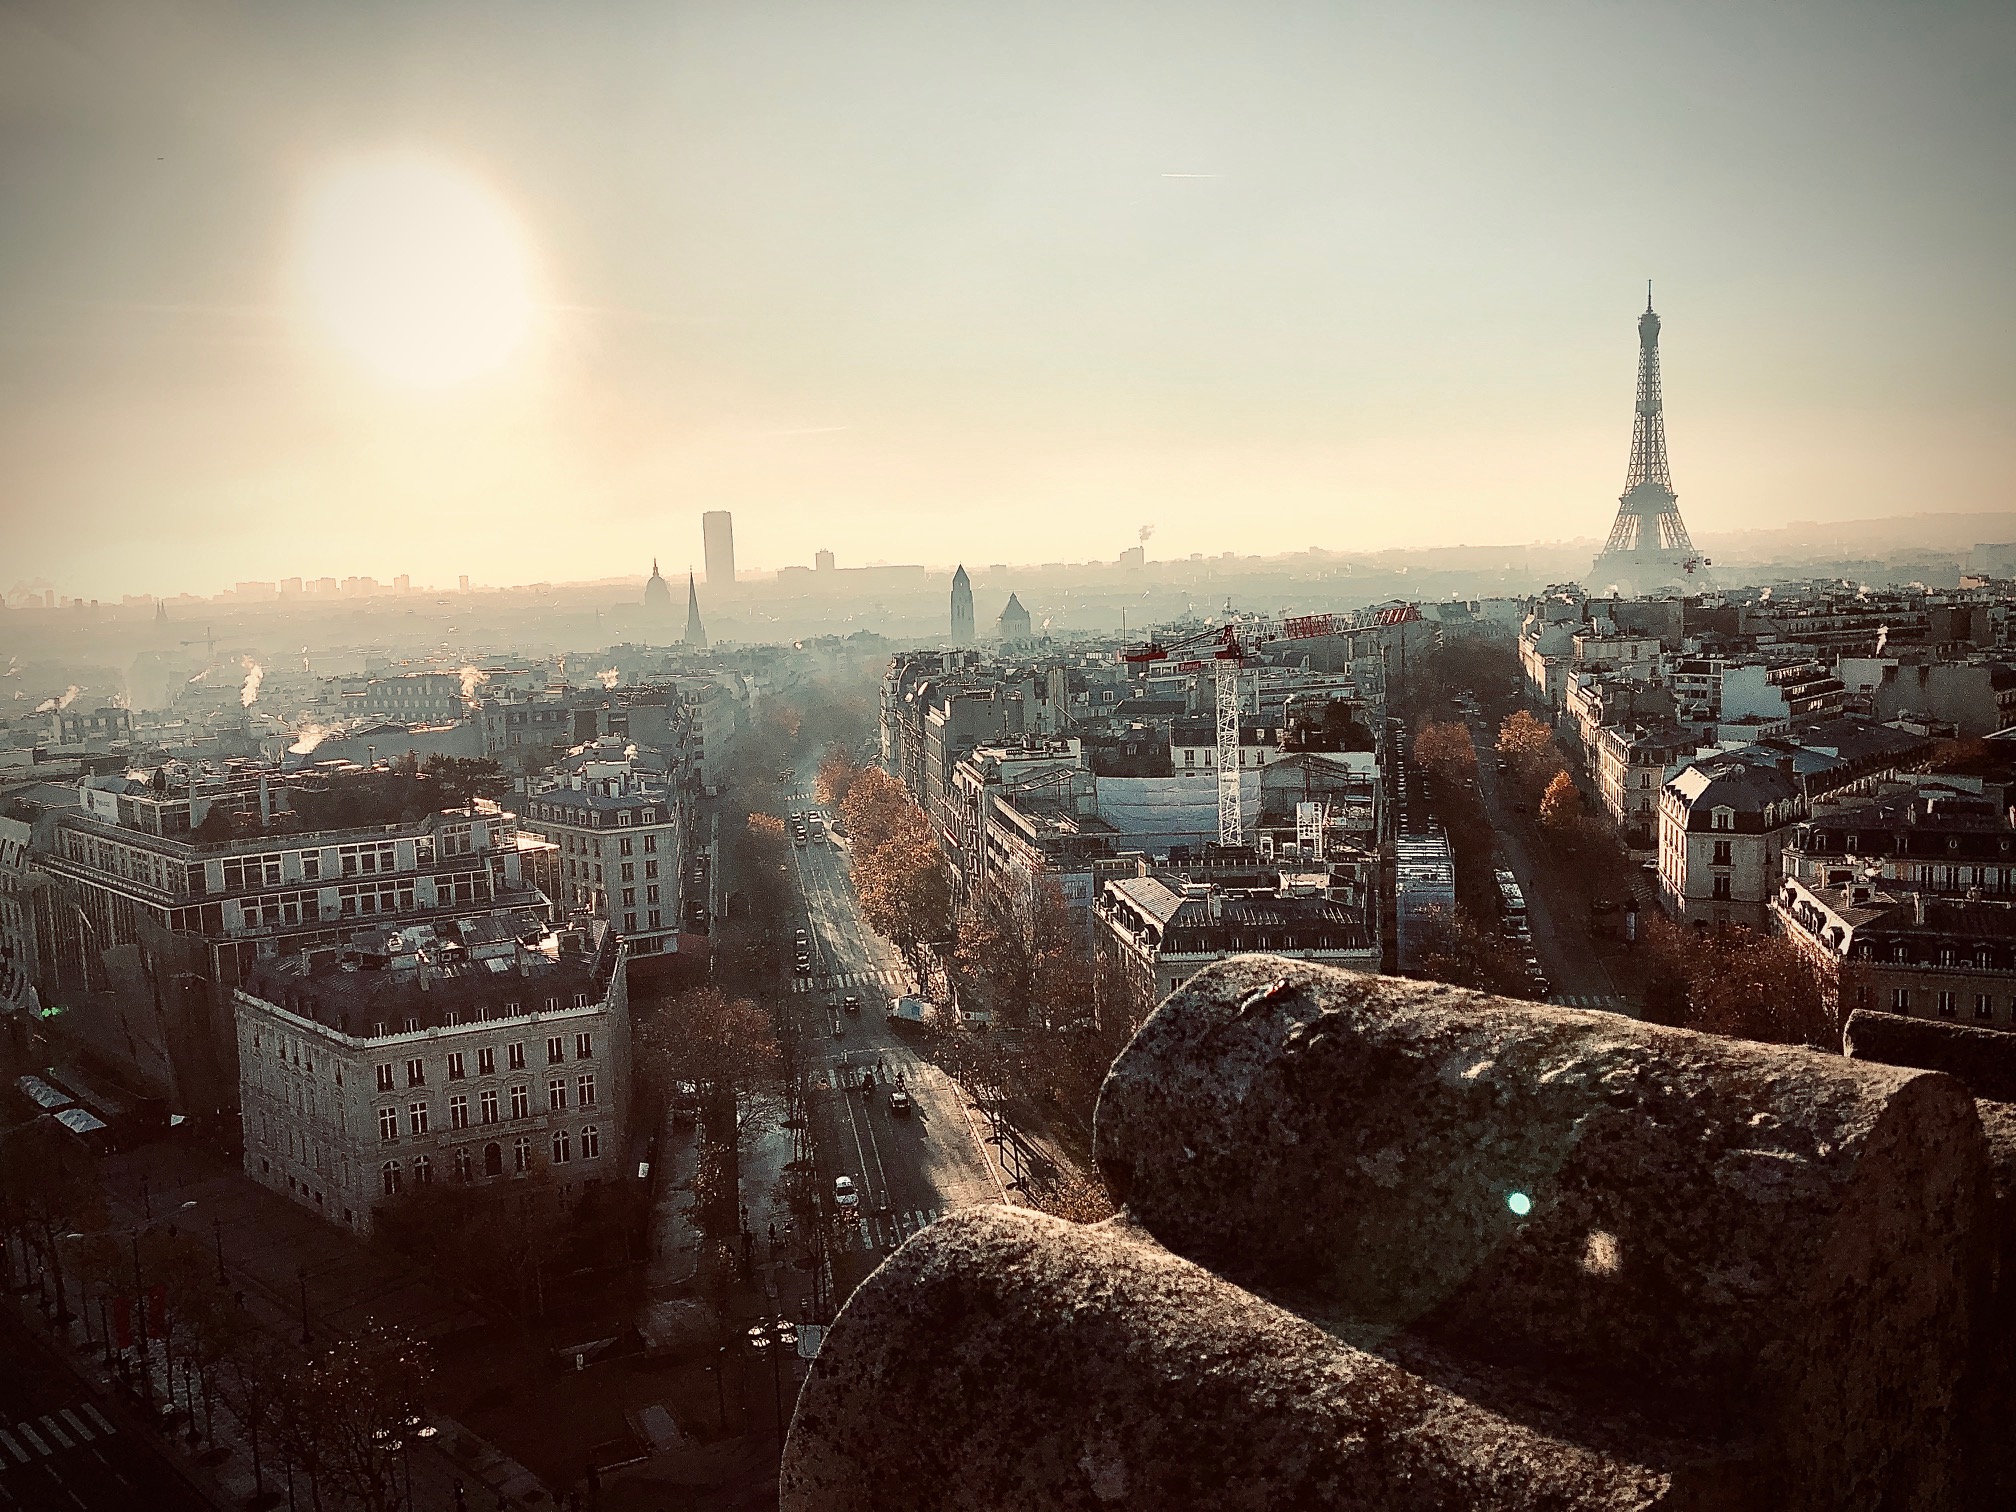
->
[1463,709,1630,1013]
[777,789,1006,1297]
[0,1307,212,1512]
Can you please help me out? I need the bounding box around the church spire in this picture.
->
[684,570,708,649]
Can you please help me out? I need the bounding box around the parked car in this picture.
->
[834,1175,860,1211]
[889,1089,912,1115]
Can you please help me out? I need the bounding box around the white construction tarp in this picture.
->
[1094,774,1261,843]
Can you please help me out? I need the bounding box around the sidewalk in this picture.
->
[39,1136,558,1509]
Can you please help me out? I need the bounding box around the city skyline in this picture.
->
[5,4,2014,596]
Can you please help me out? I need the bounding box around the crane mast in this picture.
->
[1118,610,1361,847]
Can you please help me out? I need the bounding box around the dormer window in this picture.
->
[1712,808,1735,832]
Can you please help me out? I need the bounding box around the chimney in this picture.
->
[258,772,272,829]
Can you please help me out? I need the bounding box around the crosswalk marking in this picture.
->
[82,1405,114,1437]
[37,1417,71,1451]
[0,1430,26,1464]
[57,1410,91,1443]
[14,1425,49,1458]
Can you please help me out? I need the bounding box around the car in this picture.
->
[843,994,860,1014]
[889,1089,911,1115]
[833,1175,859,1211]
[795,928,809,943]
[1533,978,1553,998]
[795,956,812,974]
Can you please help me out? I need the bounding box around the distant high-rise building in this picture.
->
[684,571,708,648]
[1118,546,1145,570]
[702,511,736,587]
[280,577,303,597]
[998,592,1031,644]
[815,549,835,573]
[394,574,410,593]
[950,566,975,644]
[1589,288,1711,598]
[458,574,471,594]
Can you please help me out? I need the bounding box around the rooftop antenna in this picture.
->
[1646,278,1654,311]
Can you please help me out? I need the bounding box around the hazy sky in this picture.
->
[3,0,2013,597]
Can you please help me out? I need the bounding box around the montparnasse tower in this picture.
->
[1588,286,1711,598]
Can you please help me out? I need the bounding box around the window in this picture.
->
[1712,841,1732,867]
[512,1136,533,1173]
[619,837,633,857]
[449,1094,469,1129]
[581,1125,600,1159]
[408,1102,429,1136]
[508,1042,526,1070]
[1975,995,1993,1020]
[622,887,636,907]
[375,1063,395,1092]
[551,1128,571,1163]
[382,1161,402,1196]
[644,859,659,880]
[454,1147,474,1182]
[548,1077,568,1111]
[1938,991,1958,1018]
[483,1142,503,1177]
[413,1154,433,1186]
[624,913,638,932]
[547,1036,565,1065]
[1711,875,1732,901]
[379,1106,399,1141]
[620,863,635,883]
[577,1073,596,1107]
[510,1085,530,1119]
[405,1059,426,1088]
[575,1032,592,1059]
[478,1046,495,1075]
[447,1052,465,1080]
[480,1088,499,1124]
[646,885,660,905]
[1893,988,1911,1013]
[643,834,657,853]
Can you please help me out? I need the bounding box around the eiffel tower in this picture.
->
[1589,287,1710,597]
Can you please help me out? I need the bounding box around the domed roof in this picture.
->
[644,558,673,614]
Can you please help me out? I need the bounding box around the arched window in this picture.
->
[413,1154,433,1186]
[381,1161,402,1196]
[513,1136,533,1173]
[551,1128,571,1163]
[581,1125,600,1159]
[483,1142,502,1177]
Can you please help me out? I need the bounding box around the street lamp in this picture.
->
[296,1264,312,1346]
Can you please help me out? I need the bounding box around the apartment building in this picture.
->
[32,762,557,1109]
[1095,869,1377,1030]
[235,915,630,1233]
[519,757,682,960]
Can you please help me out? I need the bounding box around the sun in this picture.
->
[297,155,535,390]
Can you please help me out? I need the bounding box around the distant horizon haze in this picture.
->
[3,3,2012,596]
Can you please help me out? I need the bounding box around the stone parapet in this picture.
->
[783,960,2009,1511]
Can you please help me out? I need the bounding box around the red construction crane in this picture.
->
[1116,611,1370,844]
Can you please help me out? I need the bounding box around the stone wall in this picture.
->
[783,962,2012,1511]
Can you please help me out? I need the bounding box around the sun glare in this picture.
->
[298,155,535,390]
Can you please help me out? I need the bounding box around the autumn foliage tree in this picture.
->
[1497,709,1568,796]
[1642,918,1837,1048]
[1413,720,1477,789]
[952,875,1092,1029]
[1539,770,1581,831]
[842,767,953,971]
[814,742,860,806]
[1411,905,1535,998]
